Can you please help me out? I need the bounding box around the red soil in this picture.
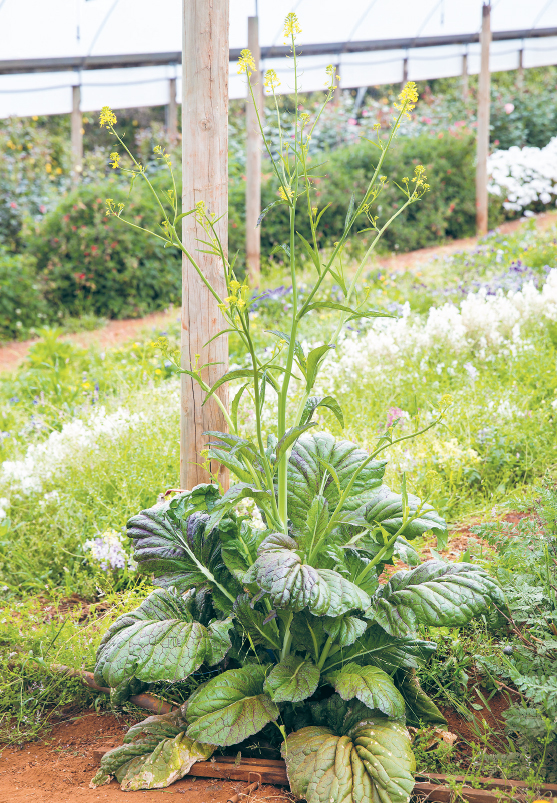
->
[0,711,292,803]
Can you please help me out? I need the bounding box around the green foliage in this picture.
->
[229,132,504,265]
[0,247,47,340]
[31,180,181,319]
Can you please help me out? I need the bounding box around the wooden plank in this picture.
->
[475,2,491,236]
[70,85,82,185]
[181,0,230,491]
[167,77,178,143]
[188,758,287,786]
[417,772,557,793]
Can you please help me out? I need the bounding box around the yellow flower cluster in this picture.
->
[283,12,301,38]
[238,48,256,76]
[264,69,281,92]
[105,198,124,217]
[278,185,294,202]
[394,81,419,119]
[219,279,249,313]
[99,106,117,128]
[325,64,340,89]
[109,151,120,169]
[154,144,172,166]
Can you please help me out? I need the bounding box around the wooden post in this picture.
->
[332,63,342,105]
[246,15,262,285]
[517,48,524,92]
[167,77,178,143]
[462,53,468,102]
[476,3,491,236]
[71,85,82,185]
[181,0,229,491]
[402,56,408,88]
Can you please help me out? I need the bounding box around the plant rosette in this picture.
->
[91,14,506,801]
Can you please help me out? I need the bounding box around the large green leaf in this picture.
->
[127,496,232,597]
[185,665,279,747]
[394,669,447,727]
[322,623,437,675]
[326,662,406,718]
[282,719,415,803]
[368,561,505,638]
[264,655,320,703]
[244,533,371,616]
[91,709,213,790]
[287,433,386,530]
[338,485,447,542]
[94,588,209,689]
[322,615,367,648]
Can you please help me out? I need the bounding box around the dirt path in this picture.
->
[0,711,291,803]
[2,210,556,377]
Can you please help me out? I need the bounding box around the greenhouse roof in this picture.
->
[0,0,556,117]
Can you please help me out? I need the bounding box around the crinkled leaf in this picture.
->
[322,623,437,675]
[94,588,208,689]
[287,433,386,531]
[368,560,505,638]
[339,485,447,542]
[326,662,405,718]
[220,522,264,583]
[244,533,370,616]
[321,615,367,648]
[91,710,213,791]
[127,499,235,600]
[394,669,447,727]
[232,593,281,650]
[206,617,233,666]
[264,655,320,703]
[185,665,279,747]
[392,537,421,567]
[274,422,317,468]
[282,719,415,803]
[300,396,345,429]
[342,549,380,597]
[290,611,327,660]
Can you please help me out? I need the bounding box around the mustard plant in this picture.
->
[91,16,504,801]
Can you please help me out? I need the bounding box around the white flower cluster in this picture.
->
[84,528,137,572]
[329,269,557,377]
[488,137,557,211]
[1,405,148,495]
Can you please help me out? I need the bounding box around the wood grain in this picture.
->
[181,0,230,490]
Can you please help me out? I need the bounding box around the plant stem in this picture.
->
[280,611,294,662]
[317,635,334,670]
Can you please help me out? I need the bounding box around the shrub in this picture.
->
[32,180,181,319]
[230,131,504,267]
[0,247,46,340]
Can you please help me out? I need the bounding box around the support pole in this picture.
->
[181,0,229,490]
[70,85,82,185]
[332,62,342,105]
[402,56,408,88]
[462,53,468,102]
[517,48,524,92]
[476,3,491,236]
[167,76,178,143]
[246,15,262,285]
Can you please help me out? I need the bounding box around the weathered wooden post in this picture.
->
[181,0,229,490]
[167,77,178,143]
[71,85,82,184]
[476,2,491,236]
[517,48,524,93]
[246,15,262,284]
[402,56,408,89]
[462,53,468,102]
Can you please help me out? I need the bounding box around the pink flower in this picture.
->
[504,102,515,114]
[9,201,16,209]
[348,117,357,125]
[386,406,406,429]
[39,205,46,214]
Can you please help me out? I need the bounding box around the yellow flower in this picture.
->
[283,12,302,38]
[440,394,454,409]
[99,106,117,128]
[278,186,294,202]
[264,69,281,92]
[236,298,246,309]
[45,163,52,174]
[154,368,161,374]
[394,81,419,119]
[238,48,256,76]
[109,151,120,169]
[229,279,241,291]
